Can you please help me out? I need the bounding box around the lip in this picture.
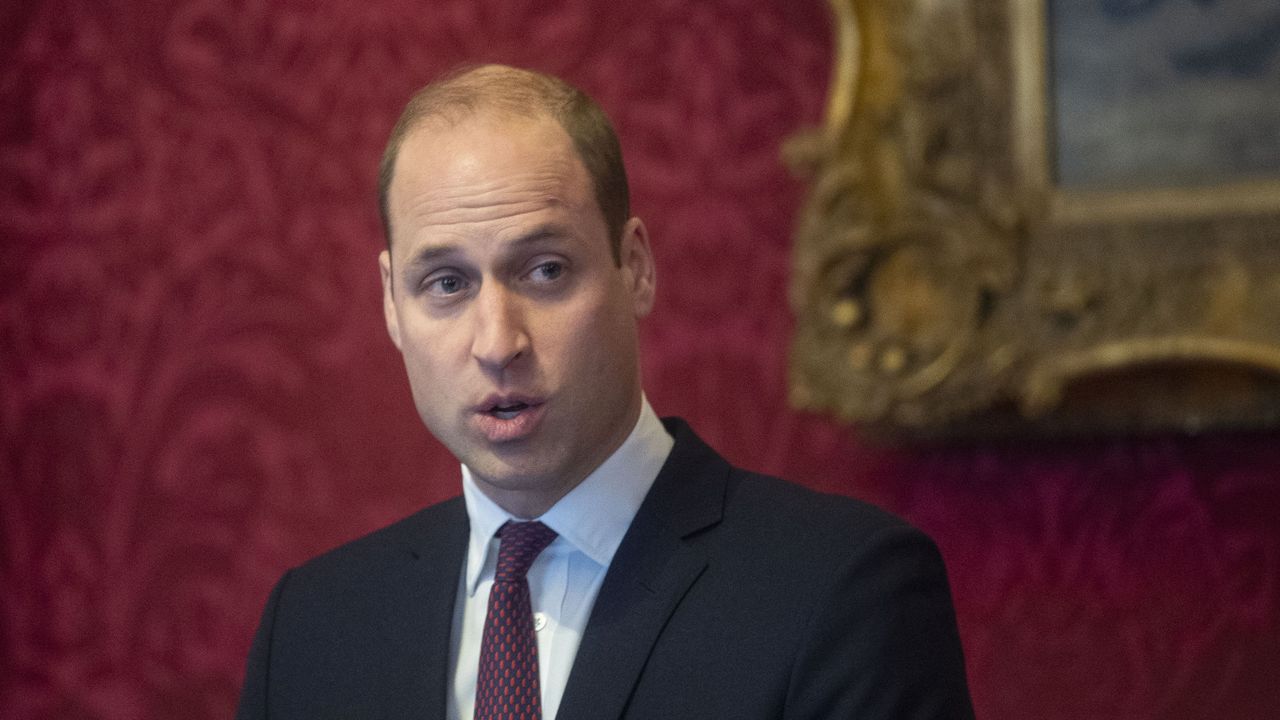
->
[470,394,548,443]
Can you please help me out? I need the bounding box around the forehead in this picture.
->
[388,113,594,234]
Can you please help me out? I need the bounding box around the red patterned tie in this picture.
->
[475,520,558,720]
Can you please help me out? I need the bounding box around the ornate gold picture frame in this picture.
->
[787,0,1280,435]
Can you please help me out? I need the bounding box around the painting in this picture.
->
[1050,0,1280,190]
[787,0,1280,435]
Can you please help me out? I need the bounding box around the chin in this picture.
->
[469,454,559,489]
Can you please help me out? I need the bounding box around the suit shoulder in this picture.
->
[723,468,918,547]
[659,418,914,547]
[288,496,466,585]
[711,469,952,621]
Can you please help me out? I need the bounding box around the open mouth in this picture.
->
[473,396,546,442]
[489,402,530,420]
[478,394,544,418]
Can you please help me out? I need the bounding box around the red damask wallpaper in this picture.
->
[2,1,1278,718]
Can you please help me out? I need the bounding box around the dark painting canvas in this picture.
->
[1050,0,1280,189]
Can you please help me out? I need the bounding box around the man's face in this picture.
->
[379,112,655,517]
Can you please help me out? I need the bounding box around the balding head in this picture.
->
[378,65,630,262]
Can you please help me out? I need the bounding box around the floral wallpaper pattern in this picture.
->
[2,0,1277,718]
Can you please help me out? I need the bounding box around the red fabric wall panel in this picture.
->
[2,1,1277,718]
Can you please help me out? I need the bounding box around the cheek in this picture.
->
[399,322,465,394]
[551,294,638,378]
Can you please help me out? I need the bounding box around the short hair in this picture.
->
[378,64,630,263]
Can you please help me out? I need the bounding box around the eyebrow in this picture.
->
[402,224,573,273]
[403,244,460,272]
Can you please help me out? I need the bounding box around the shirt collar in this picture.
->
[460,396,674,596]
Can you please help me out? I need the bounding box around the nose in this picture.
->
[470,283,530,372]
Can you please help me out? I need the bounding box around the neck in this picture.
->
[473,390,645,518]
[475,479,570,520]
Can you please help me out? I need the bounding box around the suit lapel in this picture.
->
[368,499,468,718]
[556,419,730,720]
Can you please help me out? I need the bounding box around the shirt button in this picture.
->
[533,613,547,632]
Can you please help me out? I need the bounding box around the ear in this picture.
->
[379,249,403,350]
[618,217,656,318]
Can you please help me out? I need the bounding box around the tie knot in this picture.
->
[493,520,558,582]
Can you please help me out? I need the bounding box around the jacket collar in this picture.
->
[385,498,469,718]
[556,417,729,720]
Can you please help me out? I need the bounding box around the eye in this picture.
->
[423,272,470,297]
[528,260,565,283]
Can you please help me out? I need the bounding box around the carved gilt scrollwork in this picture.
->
[788,0,1280,434]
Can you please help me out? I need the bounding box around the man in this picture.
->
[236,64,974,720]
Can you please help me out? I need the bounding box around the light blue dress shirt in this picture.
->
[447,398,674,720]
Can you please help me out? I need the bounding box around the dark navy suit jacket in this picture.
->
[236,418,974,719]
